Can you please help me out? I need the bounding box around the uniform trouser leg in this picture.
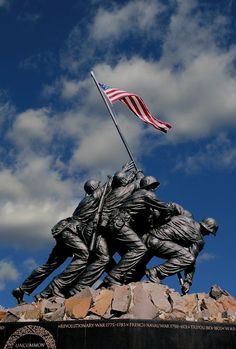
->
[40,230,89,297]
[126,251,153,283]
[20,241,68,295]
[106,224,147,284]
[70,235,113,292]
[146,236,195,278]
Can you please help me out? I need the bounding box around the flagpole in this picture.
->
[90,71,138,171]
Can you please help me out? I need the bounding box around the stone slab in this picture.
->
[64,289,93,319]
[111,285,131,314]
[143,283,171,313]
[0,312,6,322]
[89,289,114,317]
[129,284,158,319]
[0,320,236,349]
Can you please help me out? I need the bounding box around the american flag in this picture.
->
[99,83,171,133]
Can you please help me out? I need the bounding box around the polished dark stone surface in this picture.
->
[1,320,236,349]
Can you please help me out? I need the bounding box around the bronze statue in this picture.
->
[68,162,143,295]
[11,70,220,302]
[11,179,105,304]
[12,163,219,302]
[145,215,218,294]
[102,175,173,286]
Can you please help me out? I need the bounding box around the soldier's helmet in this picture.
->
[200,218,218,235]
[84,179,100,195]
[112,171,128,188]
[140,176,160,190]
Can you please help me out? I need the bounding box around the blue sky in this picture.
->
[0,0,236,308]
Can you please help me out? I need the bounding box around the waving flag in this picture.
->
[99,83,171,133]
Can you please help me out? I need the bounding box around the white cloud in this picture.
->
[70,114,143,170]
[19,52,55,72]
[42,77,80,100]
[90,0,164,41]
[0,94,145,249]
[38,0,236,198]
[160,0,218,67]
[60,79,80,99]
[89,48,236,141]
[0,154,78,247]
[42,84,57,98]
[0,100,141,247]
[59,0,168,73]
[0,169,25,201]
[1,0,236,250]
[8,108,53,149]
[23,258,38,271]
[197,252,215,263]
[0,200,74,247]
[0,92,15,126]
[46,36,236,171]
[17,12,40,22]
[175,133,236,173]
[0,260,20,291]
[56,0,236,145]
[0,0,9,9]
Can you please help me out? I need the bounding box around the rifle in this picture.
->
[177,271,187,295]
[89,177,111,252]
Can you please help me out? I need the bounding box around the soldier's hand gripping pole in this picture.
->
[89,177,111,252]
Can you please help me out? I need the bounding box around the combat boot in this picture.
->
[145,268,161,283]
[12,287,25,305]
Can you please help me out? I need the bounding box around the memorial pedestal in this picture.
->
[1,319,236,349]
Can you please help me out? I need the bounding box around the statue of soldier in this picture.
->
[68,162,143,295]
[123,202,194,283]
[11,178,103,304]
[145,216,218,294]
[102,175,174,286]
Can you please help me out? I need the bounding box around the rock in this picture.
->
[89,289,114,317]
[218,295,236,313]
[195,309,211,321]
[128,284,158,319]
[210,285,229,300]
[102,304,115,319]
[1,283,236,323]
[84,314,101,320]
[0,310,7,321]
[142,282,171,313]
[88,287,100,302]
[37,298,64,315]
[1,311,20,322]
[111,285,131,314]
[65,288,93,319]
[196,293,208,307]
[169,291,187,319]
[4,304,42,321]
[222,309,236,322]
[23,306,42,320]
[66,301,91,319]
[200,297,224,321]
[43,306,65,321]
[183,294,198,316]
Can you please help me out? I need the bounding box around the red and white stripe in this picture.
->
[103,87,171,133]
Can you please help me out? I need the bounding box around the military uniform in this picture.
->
[13,184,103,301]
[145,215,207,285]
[104,188,172,285]
[69,171,142,294]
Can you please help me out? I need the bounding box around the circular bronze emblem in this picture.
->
[4,325,56,349]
